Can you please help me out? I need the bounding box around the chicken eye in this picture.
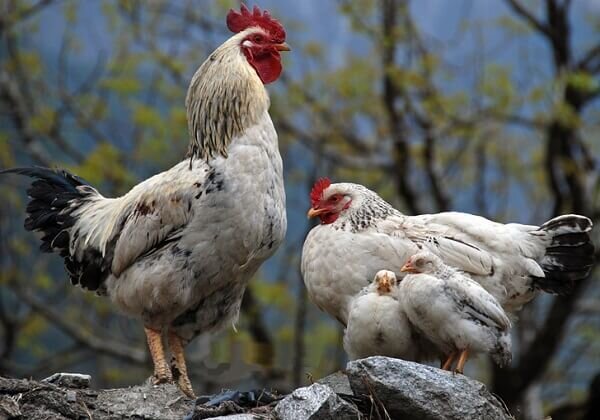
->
[253,34,263,42]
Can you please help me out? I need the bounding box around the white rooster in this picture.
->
[399,251,512,373]
[301,179,594,331]
[1,5,290,397]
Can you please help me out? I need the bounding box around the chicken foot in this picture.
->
[144,327,173,384]
[454,348,469,374]
[441,351,458,371]
[168,331,195,398]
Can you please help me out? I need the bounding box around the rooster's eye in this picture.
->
[253,35,263,42]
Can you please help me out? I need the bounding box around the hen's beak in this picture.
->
[307,207,326,219]
[400,262,418,273]
[275,42,291,51]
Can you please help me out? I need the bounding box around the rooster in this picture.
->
[301,179,595,330]
[399,251,512,373]
[1,5,289,398]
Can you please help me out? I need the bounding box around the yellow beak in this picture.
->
[400,263,418,273]
[307,207,326,219]
[275,42,291,51]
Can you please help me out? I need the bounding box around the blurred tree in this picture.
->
[0,0,598,418]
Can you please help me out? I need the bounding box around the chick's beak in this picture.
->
[307,207,326,219]
[275,42,291,51]
[400,262,417,273]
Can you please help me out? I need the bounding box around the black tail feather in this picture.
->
[535,214,595,295]
[1,167,103,290]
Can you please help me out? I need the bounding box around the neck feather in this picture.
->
[185,33,269,160]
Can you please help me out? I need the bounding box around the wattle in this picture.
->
[249,52,282,84]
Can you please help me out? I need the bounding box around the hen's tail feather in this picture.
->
[1,167,105,290]
[534,214,595,295]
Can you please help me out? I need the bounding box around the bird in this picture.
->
[399,251,512,373]
[343,269,438,362]
[1,4,290,398]
[301,179,594,330]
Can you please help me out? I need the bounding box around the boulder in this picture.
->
[347,356,512,420]
[274,383,360,420]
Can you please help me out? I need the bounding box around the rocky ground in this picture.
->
[0,356,514,420]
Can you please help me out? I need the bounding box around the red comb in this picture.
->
[226,4,286,42]
[310,178,331,207]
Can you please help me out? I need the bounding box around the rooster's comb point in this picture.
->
[226,4,286,41]
[310,178,331,206]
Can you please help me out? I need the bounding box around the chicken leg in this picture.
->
[168,330,195,398]
[454,349,469,374]
[144,326,173,384]
[441,351,458,371]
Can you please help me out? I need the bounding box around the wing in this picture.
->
[448,273,511,330]
[378,213,496,276]
[71,161,202,279]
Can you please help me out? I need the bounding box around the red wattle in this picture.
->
[248,52,283,84]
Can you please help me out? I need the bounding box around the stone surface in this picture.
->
[347,356,513,420]
[42,373,92,389]
[316,371,352,395]
[273,383,360,420]
[0,395,21,419]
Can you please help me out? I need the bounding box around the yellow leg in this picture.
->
[168,331,195,398]
[441,351,458,371]
[144,326,173,384]
[454,349,469,374]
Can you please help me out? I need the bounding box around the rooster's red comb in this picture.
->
[226,4,286,42]
[310,178,331,207]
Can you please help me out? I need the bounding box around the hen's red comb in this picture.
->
[226,4,286,42]
[310,178,331,207]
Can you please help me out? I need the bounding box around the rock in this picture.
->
[273,383,360,420]
[316,371,352,395]
[97,383,193,420]
[42,373,91,389]
[347,356,513,420]
[204,416,257,420]
[0,395,21,419]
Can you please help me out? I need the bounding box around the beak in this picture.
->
[400,262,417,273]
[275,42,291,52]
[307,207,326,219]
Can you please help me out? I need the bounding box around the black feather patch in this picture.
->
[534,215,596,295]
[1,167,111,291]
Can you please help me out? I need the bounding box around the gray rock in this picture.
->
[274,383,359,420]
[317,371,352,395]
[42,372,91,389]
[205,416,258,420]
[347,356,513,420]
[0,395,21,419]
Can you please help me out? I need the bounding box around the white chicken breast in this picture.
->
[398,251,512,372]
[344,270,436,362]
[302,180,594,328]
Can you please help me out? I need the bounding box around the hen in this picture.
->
[1,5,289,397]
[301,179,594,329]
[399,251,512,373]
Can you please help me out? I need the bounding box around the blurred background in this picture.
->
[0,0,598,418]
